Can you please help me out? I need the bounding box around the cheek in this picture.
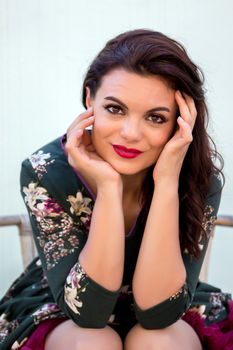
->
[93,107,117,136]
[92,113,110,146]
[93,106,109,128]
[149,129,172,149]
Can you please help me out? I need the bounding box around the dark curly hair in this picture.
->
[81,29,224,258]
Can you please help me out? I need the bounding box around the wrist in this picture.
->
[97,180,123,197]
[154,177,179,193]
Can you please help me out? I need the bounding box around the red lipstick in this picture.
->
[112,145,142,159]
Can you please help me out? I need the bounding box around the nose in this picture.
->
[120,117,142,141]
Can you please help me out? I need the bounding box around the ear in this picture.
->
[85,86,93,109]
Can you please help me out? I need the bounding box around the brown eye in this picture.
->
[147,114,167,124]
[104,104,124,115]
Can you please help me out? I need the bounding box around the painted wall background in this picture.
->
[1,0,233,296]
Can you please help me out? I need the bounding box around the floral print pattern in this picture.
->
[22,182,93,270]
[202,205,216,238]
[29,150,55,180]
[32,303,65,324]
[23,182,48,214]
[183,204,216,254]
[188,290,232,324]
[0,314,18,343]
[64,262,89,314]
[198,205,216,251]
[169,283,188,301]
[67,192,92,217]
[207,292,232,322]
[67,191,92,231]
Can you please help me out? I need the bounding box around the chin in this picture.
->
[100,151,155,176]
[109,161,150,176]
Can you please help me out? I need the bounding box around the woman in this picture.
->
[0,29,232,350]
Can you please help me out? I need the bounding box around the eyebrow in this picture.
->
[104,96,171,113]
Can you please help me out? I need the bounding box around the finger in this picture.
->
[177,116,193,143]
[175,91,193,127]
[67,107,94,133]
[182,93,197,127]
[67,116,94,149]
[66,128,84,153]
[67,108,94,134]
[67,115,95,139]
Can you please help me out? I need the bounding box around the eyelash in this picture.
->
[103,104,167,124]
[104,104,124,115]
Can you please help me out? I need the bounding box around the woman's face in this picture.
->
[87,68,178,176]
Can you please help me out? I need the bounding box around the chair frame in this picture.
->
[0,214,37,268]
[0,214,233,282]
[199,215,233,281]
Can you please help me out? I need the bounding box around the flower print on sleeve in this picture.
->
[67,191,93,232]
[64,262,89,314]
[22,182,93,270]
[201,205,216,238]
[183,204,216,254]
[198,205,216,251]
[0,314,19,343]
[32,303,65,324]
[23,182,48,214]
[29,150,55,180]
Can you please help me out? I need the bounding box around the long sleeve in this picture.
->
[134,173,222,329]
[20,142,120,328]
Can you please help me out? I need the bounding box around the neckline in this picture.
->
[125,208,143,238]
[60,134,143,239]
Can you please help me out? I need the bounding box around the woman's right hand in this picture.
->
[65,108,122,190]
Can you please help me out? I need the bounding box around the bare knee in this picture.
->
[124,321,202,350]
[45,320,123,350]
[124,323,173,350]
[76,325,123,350]
[78,325,123,350]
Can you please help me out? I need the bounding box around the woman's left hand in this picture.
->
[153,91,197,184]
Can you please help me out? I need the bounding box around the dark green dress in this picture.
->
[0,136,231,350]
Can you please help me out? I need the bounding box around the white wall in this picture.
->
[1,0,233,296]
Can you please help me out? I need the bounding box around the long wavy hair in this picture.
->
[81,29,224,258]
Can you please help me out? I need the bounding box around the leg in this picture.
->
[45,319,123,350]
[124,319,203,350]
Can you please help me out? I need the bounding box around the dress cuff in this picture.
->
[134,283,189,329]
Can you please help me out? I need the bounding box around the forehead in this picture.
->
[95,69,176,108]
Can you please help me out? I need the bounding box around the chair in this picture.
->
[199,214,233,282]
[0,214,37,268]
[0,214,233,280]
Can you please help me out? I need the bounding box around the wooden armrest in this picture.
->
[0,214,37,268]
[200,214,233,282]
[215,215,233,227]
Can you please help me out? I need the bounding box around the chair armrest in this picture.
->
[200,214,233,282]
[0,214,37,268]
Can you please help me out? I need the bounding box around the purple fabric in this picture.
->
[182,300,233,349]
[21,318,66,350]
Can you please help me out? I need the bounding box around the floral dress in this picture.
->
[0,136,232,350]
